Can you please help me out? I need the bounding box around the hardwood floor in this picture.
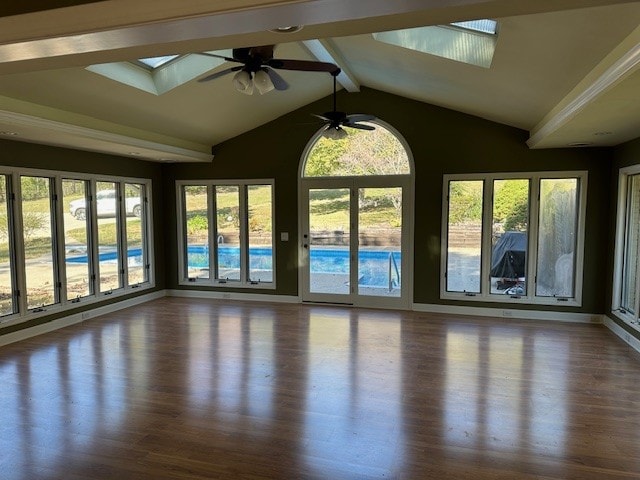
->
[1,298,640,479]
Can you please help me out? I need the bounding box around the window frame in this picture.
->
[440,171,587,307]
[0,165,154,327]
[612,164,640,332]
[176,179,276,289]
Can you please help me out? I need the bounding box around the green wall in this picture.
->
[0,87,622,339]
[163,87,612,313]
[0,139,165,335]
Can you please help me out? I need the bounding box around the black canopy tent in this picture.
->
[490,231,526,279]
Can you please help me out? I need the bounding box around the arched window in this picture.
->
[302,122,411,177]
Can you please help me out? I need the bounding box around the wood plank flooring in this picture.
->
[1,297,640,479]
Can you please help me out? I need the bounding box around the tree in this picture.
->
[448,181,482,224]
[493,180,528,232]
[304,137,348,177]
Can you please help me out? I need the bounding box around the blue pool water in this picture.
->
[185,246,400,287]
[67,246,401,287]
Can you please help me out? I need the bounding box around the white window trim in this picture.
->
[176,179,276,290]
[611,164,640,333]
[440,171,587,307]
[0,165,155,327]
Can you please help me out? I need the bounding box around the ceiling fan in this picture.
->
[315,71,376,139]
[198,45,340,95]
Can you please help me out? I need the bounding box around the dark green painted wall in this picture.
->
[0,139,165,335]
[0,87,624,339]
[163,87,612,314]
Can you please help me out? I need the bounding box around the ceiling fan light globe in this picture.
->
[254,69,275,94]
[233,70,254,95]
[322,126,347,140]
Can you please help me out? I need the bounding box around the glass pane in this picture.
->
[373,24,497,69]
[63,179,92,300]
[621,175,640,313]
[536,178,579,298]
[216,186,240,281]
[304,124,410,177]
[358,187,402,297]
[490,179,529,296]
[0,175,14,316]
[138,55,179,69]
[248,185,273,283]
[446,180,483,293]
[308,188,350,295]
[96,181,121,292]
[184,185,209,280]
[21,176,57,308]
[125,183,146,285]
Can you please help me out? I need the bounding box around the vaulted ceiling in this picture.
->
[0,0,639,163]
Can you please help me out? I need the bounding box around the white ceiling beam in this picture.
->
[0,108,212,162]
[0,0,627,73]
[302,39,359,92]
[528,24,640,148]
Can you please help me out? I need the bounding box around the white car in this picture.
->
[69,189,141,220]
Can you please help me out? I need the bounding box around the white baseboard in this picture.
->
[412,302,602,324]
[0,290,166,347]
[603,316,640,354]
[166,289,299,304]
[3,289,625,348]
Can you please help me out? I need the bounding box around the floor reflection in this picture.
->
[440,325,570,476]
[0,299,639,479]
[303,310,404,478]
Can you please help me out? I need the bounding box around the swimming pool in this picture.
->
[67,246,401,288]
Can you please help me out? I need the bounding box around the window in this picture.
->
[0,167,154,325]
[62,178,92,300]
[96,181,121,292]
[137,55,180,69]
[612,166,640,330]
[372,19,498,68]
[441,172,586,306]
[125,183,148,286]
[303,124,410,177]
[0,175,16,317]
[20,176,58,310]
[445,180,483,294]
[177,180,275,288]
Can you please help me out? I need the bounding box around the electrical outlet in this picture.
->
[502,310,513,317]
[223,293,231,299]
[81,311,91,320]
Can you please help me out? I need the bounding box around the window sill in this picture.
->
[179,279,276,290]
[440,292,582,308]
[611,309,640,334]
[0,282,156,329]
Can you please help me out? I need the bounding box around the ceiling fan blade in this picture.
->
[346,114,376,123]
[197,66,242,82]
[312,113,331,122]
[267,59,339,73]
[264,67,288,90]
[199,52,240,63]
[344,122,376,131]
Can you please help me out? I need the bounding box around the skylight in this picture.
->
[450,19,497,35]
[373,19,498,68]
[138,55,180,69]
[87,51,230,96]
